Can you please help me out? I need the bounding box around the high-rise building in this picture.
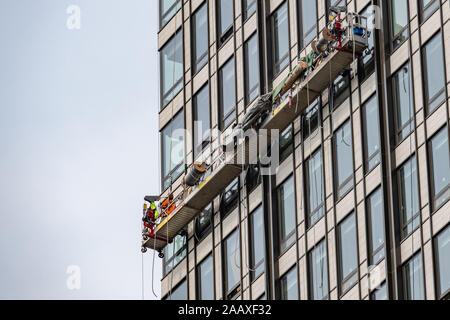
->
[152,0,450,300]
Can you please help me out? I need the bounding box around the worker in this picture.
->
[142,201,158,228]
[160,194,176,217]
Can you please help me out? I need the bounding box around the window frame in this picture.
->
[366,187,385,266]
[361,94,381,174]
[195,203,214,241]
[333,120,354,202]
[419,0,440,23]
[160,110,185,192]
[279,124,294,164]
[217,0,234,47]
[223,229,242,300]
[163,231,187,276]
[276,175,297,255]
[220,178,240,218]
[308,239,329,300]
[434,225,450,299]
[244,32,261,107]
[191,2,209,75]
[427,126,450,212]
[193,83,211,159]
[278,266,299,300]
[422,32,446,116]
[197,254,215,300]
[336,212,359,296]
[396,156,421,240]
[249,205,265,282]
[298,0,318,50]
[159,0,182,29]
[305,147,325,228]
[218,57,237,131]
[401,252,425,300]
[243,0,257,21]
[387,0,409,53]
[271,1,290,78]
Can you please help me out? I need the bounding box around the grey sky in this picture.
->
[0,0,162,299]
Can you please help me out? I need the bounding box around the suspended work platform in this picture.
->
[142,11,369,254]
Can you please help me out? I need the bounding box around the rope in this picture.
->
[141,252,145,300]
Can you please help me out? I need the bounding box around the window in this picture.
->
[277,176,297,253]
[163,232,187,275]
[195,203,213,241]
[224,229,241,299]
[359,5,375,81]
[435,225,450,298]
[193,84,211,158]
[303,98,320,139]
[337,213,358,295]
[161,111,185,191]
[389,0,408,50]
[332,73,350,109]
[362,95,381,173]
[279,267,299,300]
[367,188,385,265]
[219,57,236,130]
[160,0,182,28]
[402,252,425,300]
[391,63,414,144]
[334,120,354,200]
[397,156,420,240]
[299,0,317,49]
[371,282,387,300]
[164,278,187,300]
[423,32,446,114]
[217,0,234,46]
[192,3,208,74]
[429,128,450,210]
[220,178,239,218]
[243,0,257,20]
[420,0,439,22]
[271,2,289,76]
[279,125,293,163]
[249,206,265,281]
[245,163,261,194]
[244,33,260,106]
[308,240,328,300]
[161,31,183,109]
[198,255,214,300]
[326,0,346,18]
[305,148,325,227]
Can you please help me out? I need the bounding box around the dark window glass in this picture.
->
[165,278,187,300]
[402,252,425,300]
[279,267,298,300]
[390,0,408,50]
[161,111,185,190]
[299,0,317,48]
[279,125,294,163]
[161,31,184,109]
[367,188,385,265]
[423,32,446,114]
[224,230,241,298]
[163,232,187,275]
[192,3,209,73]
[277,176,296,253]
[371,282,387,300]
[198,255,214,300]
[272,2,289,75]
[429,128,450,210]
[362,95,381,173]
[337,213,358,295]
[245,163,261,194]
[334,120,354,200]
[303,98,319,139]
[398,157,420,239]
[218,0,234,45]
[250,206,265,281]
[326,0,346,20]
[219,58,236,129]
[436,226,450,298]
[421,0,440,21]
[332,74,350,109]
[160,0,182,28]
[244,33,260,105]
[308,240,328,300]
[193,85,211,158]
[392,64,414,143]
[306,148,325,227]
[220,178,239,217]
[195,203,213,240]
[243,0,257,20]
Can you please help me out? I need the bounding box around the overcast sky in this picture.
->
[0,0,162,299]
